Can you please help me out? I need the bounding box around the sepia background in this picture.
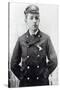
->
[8,2,58,87]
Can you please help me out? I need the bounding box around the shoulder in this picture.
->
[40,31,50,41]
[17,32,27,43]
[40,31,53,47]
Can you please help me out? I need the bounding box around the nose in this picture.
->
[33,18,36,23]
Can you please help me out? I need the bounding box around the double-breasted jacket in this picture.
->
[11,30,57,87]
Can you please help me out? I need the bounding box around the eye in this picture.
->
[35,16,39,20]
[30,16,33,20]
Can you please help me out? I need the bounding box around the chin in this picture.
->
[33,28,38,31]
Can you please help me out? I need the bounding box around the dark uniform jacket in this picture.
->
[11,30,57,87]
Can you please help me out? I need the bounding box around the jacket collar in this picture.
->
[25,29,41,47]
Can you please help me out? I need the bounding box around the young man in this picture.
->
[11,5,57,87]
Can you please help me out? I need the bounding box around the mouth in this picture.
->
[33,24,38,28]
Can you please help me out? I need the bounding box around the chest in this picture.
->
[21,39,47,60]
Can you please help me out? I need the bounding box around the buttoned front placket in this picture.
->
[25,30,41,82]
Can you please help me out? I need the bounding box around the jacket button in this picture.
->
[26,35,28,38]
[27,56,29,58]
[37,65,39,68]
[27,66,30,69]
[36,77,39,80]
[37,54,40,57]
[27,77,30,80]
[38,35,40,37]
[27,45,29,47]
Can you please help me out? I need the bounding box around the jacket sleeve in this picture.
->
[46,36,57,74]
[11,38,22,80]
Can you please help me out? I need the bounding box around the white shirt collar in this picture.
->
[29,29,39,36]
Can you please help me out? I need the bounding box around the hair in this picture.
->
[24,4,39,15]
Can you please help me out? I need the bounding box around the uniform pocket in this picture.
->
[43,68,49,79]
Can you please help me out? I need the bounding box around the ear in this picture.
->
[39,18,40,23]
[24,18,27,23]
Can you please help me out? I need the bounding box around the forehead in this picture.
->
[27,13,40,17]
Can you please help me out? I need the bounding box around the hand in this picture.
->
[43,68,49,79]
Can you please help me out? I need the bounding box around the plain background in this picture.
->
[0,0,60,90]
[10,2,58,85]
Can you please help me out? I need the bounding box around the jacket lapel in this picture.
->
[25,30,41,47]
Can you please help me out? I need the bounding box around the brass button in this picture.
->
[36,77,39,80]
[38,35,40,37]
[27,66,30,69]
[27,77,30,80]
[26,35,28,38]
[27,56,29,58]
[37,65,39,68]
[27,45,29,47]
[37,54,40,57]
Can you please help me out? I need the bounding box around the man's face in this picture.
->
[25,13,40,32]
